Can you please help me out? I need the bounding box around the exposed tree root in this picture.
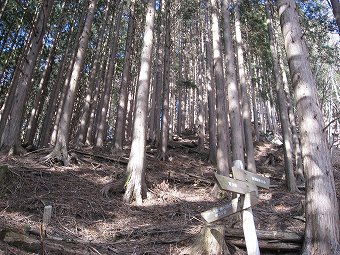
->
[42,146,69,166]
[100,177,126,198]
[123,171,147,205]
[0,144,26,156]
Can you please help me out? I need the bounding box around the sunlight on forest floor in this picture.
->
[0,139,339,254]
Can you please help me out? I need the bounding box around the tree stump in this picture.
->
[189,225,230,255]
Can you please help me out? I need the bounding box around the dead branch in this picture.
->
[71,149,128,165]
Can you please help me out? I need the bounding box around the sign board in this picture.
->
[232,166,270,189]
[201,192,258,223]
[214,173,258,195]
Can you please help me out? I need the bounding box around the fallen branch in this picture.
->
[71,149,128,165]
[168,170,214,185]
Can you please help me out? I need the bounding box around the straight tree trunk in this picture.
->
[151,3,164,145]
[95,1,123,147]
[39,15,76,147]
[159,0,171,161]
[50,2,88,145]
[265,0,297,192]
[234,0,256,173]
[210,0,230,176]
[279,51,305,183]
[114,0,136,150]
[75,0,111,147]
[278,0,340,253]
[222,0,244,164]
[205,29,217,164]
[24,5,65,146]
[86,38,110,145]
[252,57,260,142]
[0,0,55,154]
[48,0,97,164]
[124,0,156,205]
[177,34,183,136]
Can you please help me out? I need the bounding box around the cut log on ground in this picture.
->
[227,238,301,252]
[225,228,303,243]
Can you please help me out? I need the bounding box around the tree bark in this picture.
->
[24,4,65,146]
[114,0,136,150]
[278,0,340,253]
[265,0,297,192]
[50,2,88,146]
[75,0,111,147]
[48,0,97,164]
[159,0,171,161]
[0,0,55,154]
[234,0,256,173]
[210,0,230,176]
[39,14,76,148]
[124,0,156,205]
[205,19,217,165]
[222,0,244,164]
[95,1,123,147]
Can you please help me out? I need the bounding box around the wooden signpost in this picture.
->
[201,191,258,223]
[201,163,270,255]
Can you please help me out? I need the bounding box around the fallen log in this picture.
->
[225,228,303,243]
[227,238,301,252]
[0,229,86,255]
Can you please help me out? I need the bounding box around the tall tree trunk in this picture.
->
[86,44,109,145]
[75,0,111,147]
[25,4,65,146]
[265,0,297,192]
[151,2,164,145]
[114,0,136,150]
[210,0,230,177]
[206,29,217,164]
[234,0,256,173]
[278,0,340,253]
[0,0,55,154]
[95,1,123,147]
[0,0,8,19]
[279,49,305,184]
[50,2,88,145]
[251,57,260,142]
[222,0,244,164]
[39,15,76,147]
[177,34,183,136]
[124,0,156,205]
[48,0,97,164]
[159,0,171,161]
[196,14,206,151]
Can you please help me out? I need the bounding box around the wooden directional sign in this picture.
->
[232,166,270,189]
[214,173,258,195]
[201,192,258,223]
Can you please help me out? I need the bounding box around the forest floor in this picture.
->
[0,133,339,255]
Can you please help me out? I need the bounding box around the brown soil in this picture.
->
[0,137,339,255]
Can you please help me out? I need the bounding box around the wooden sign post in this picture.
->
[201,161,270,255]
